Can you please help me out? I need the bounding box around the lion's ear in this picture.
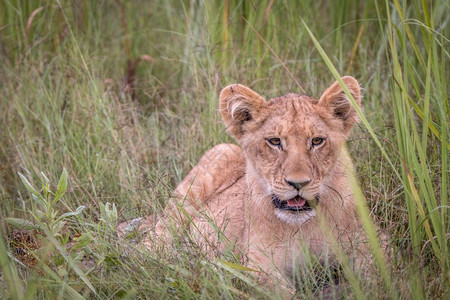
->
[318,76,361,135]
[220,84,267,139]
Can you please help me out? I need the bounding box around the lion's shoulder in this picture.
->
[174,143,246,204]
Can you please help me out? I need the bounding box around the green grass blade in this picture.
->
[0,233,25,300]
[301,18,396,297]
[54,168,68,203]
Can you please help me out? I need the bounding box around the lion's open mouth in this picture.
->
[272,195,317,212]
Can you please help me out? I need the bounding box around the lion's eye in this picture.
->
[312,137,325,146]
[267,138,281,146]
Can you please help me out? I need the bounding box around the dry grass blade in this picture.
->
[26,6,44,40]
[125,58,139,101]
[115,0,131,59]
[263,0,274,23]
[223,0,229,47]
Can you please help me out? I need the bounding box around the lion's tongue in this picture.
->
[287,196,306,207]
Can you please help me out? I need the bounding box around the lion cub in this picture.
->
[128,76,371,289]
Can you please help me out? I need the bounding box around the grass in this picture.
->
[0,0,448,298]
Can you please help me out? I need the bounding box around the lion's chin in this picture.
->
[275,209,316,226]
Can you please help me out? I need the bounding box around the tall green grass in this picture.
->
[0,0,448,298]
[379,1,448,297]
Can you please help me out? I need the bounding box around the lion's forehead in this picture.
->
[264,96,328,137]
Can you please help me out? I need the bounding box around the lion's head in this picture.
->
[219,77,361,225]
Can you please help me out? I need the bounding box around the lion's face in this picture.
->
[220,77,361,225]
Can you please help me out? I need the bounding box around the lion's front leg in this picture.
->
[242,242,298,298]
[149,143,245,249]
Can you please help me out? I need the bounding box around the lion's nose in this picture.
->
[285,179,311,191]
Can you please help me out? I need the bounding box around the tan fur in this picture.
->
[123,76,371,289]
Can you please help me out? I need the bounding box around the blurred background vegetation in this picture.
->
[0,0,448,298]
